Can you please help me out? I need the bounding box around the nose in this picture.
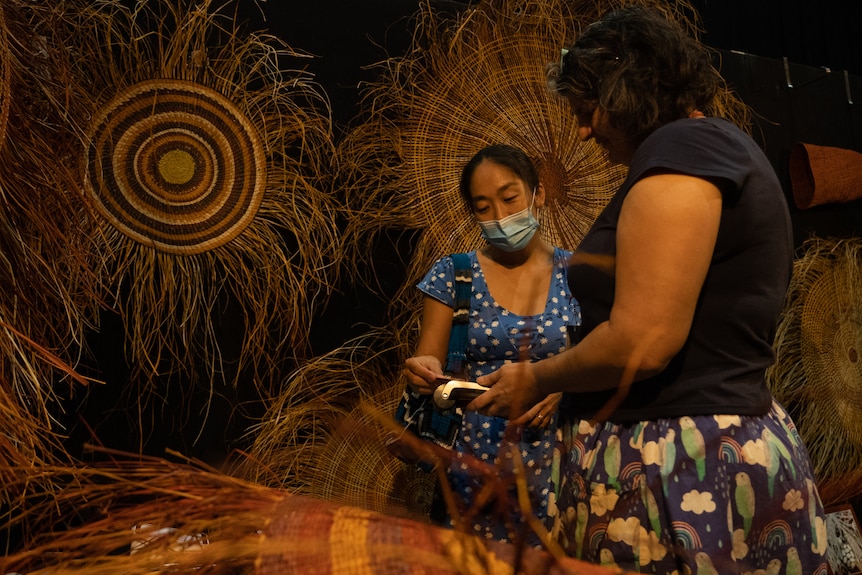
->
[577,124,593,141]
[485,197,517,221]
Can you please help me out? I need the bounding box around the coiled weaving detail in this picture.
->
[85,79,266,254]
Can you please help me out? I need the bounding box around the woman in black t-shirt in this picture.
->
[469,6,827,574]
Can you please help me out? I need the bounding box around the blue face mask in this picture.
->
[477,192,539,252]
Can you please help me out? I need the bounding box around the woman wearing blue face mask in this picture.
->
[402,144,579,545]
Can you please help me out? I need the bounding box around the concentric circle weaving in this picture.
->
[307,390,437,520]
[768,236,862,482]
[799,259,862,438]
[84,79,267,255]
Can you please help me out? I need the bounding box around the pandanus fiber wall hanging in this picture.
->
[0,0,344,511]
[55,0,342,405]
[768,235,862,507]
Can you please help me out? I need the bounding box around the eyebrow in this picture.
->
[471,181,521,202]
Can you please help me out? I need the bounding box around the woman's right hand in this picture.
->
[403,355,444,394]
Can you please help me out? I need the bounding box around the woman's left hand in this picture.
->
[523,392,562,429]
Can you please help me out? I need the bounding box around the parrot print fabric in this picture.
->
[549,401,829,574]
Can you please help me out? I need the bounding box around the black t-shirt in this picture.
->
[566,117,792,421]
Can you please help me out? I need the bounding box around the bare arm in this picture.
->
[403,295,453,394]
[470,172,723,420]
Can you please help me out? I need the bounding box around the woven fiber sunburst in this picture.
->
[304,390,437,520]
[232,328,439,520]
[56,0,341,411]
[85,79,267,255]
[340,0,627,290]
[767,236,862,483]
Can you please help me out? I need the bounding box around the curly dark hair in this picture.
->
[548,5,725,145]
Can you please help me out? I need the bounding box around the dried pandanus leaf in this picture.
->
[0,0,106,502]
[0,448,631,575]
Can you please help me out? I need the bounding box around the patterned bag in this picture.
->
[394,252,471,451]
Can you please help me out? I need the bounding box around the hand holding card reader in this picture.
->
[433,378,490,409]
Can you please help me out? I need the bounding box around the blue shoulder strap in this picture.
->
[444,252,471,378]
[393,252,473,456]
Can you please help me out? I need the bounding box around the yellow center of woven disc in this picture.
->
[84,79,267,255]
[158,149,196,185]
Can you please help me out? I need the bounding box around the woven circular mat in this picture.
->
[307,389,436,521]
[797,245,862,438]
[84,79,267,255]
[768,236,862,481]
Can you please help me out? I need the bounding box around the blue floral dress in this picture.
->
[417,248,578,544]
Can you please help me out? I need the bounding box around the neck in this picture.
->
[483,239,550,268]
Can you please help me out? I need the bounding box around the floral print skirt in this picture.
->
[549,400,829,574]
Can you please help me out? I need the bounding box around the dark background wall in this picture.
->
[261,0,862,130]
[694,0,862,77]
[692,0,862,246]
